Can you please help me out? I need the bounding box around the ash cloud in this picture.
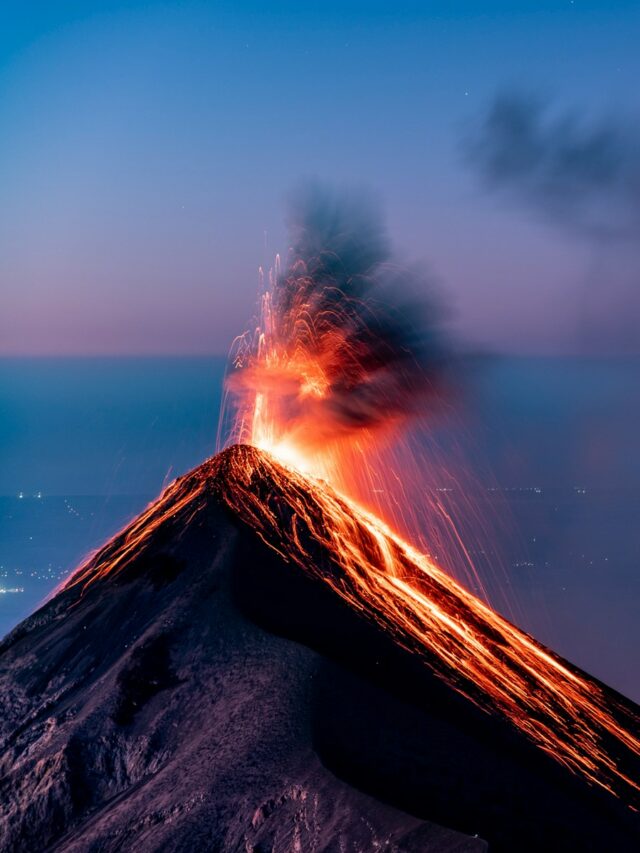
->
[465,93,640,241]
[225,184,450,454]
[274,184,448,437]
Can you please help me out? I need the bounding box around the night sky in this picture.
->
[2,1,638,356]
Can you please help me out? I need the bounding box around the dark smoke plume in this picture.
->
[271,184,448,437]
[465,93,640,241]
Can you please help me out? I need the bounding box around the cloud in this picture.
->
[465,93,640,242]
[464,93,640,353]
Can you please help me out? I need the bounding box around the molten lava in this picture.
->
[67,445,640,810]
[218,188,447,513]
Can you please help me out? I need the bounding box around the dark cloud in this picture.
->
[465,93,640,241]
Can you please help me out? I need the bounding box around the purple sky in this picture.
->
[1,2,638,356]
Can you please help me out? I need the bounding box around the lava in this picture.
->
[214,446,640,809]
[217,189,638,806]
[66,445,640,810]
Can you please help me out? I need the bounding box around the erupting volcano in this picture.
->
[219,187,445,485]
[0,189,638,851]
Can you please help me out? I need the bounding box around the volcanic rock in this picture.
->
[0,449,485,852]
[0,445,637,852]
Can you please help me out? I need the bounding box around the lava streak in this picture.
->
[214,446,640,809]
[66,445,640,809]
[210,189,640,804]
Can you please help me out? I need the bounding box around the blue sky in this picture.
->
[1,1,638,354]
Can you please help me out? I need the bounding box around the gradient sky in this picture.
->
[1,1,638,355]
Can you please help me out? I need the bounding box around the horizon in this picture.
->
[2,354,639,494]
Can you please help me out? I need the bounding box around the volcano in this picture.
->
[0,445,638,852]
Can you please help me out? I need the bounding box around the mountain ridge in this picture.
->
[0,447,485,852]
[0,445,638,851]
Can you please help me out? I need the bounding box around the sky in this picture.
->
[1,1,639,356]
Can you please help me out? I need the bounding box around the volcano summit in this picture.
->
[0,445,638,852]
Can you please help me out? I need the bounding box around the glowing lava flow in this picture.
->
[213,446,640,809]
[65,445,640,808]
[210,193,639,807]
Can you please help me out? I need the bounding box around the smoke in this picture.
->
[225,184,449,456]
[465,93,640,352]
[465,93,640,242]
[278,185,446,433]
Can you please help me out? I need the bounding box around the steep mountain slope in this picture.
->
[0,452,484,853]
[0,445,638,851]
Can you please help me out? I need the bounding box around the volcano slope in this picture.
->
[0,446,638,852]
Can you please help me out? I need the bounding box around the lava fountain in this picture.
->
[215,186,640,807]
[218,185,446,491]
[218,188,491,596]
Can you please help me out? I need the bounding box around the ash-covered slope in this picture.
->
[0,445,638,852]
[0,449,485,853]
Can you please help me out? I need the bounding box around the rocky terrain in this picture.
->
[0,445,637,851]
[0,455,484,852]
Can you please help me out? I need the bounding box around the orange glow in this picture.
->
[220,272,419,492]
[66,445,640,809]
[218,257,497,601]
